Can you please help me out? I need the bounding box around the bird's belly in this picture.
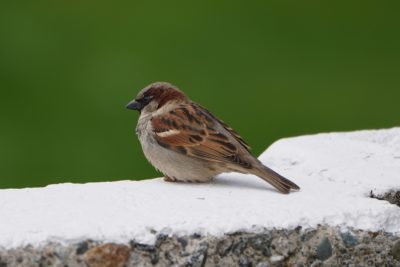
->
[139,132,217,182]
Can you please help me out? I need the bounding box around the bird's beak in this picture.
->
[126,100,142,111]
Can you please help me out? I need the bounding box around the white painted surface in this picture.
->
[0,128,399,248]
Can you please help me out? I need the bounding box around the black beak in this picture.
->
[126,100,142,111]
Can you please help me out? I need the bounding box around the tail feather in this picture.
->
[252,164,300,194]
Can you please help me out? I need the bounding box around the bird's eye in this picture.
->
[137,95,153,105]
[144,95,153,101]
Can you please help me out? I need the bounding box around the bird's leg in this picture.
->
[164,176,177,182]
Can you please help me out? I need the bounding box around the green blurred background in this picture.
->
[0,1,399,188]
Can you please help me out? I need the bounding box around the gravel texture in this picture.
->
[0,225,399,267]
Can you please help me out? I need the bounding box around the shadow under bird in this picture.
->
[126,82,300,194]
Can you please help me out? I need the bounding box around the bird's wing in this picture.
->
[194,104,251,152]
[151,103,252,169]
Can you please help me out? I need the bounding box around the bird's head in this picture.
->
[126,82,188,115]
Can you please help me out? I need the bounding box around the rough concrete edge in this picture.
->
[370,190,400,207]
[0,225,399,267]
[1,189,399,266]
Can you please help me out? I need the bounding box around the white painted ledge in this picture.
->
[0,128,399,248]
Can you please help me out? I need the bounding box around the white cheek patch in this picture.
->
[156,129,180,138]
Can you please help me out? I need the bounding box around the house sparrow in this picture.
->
[126,82,300,194]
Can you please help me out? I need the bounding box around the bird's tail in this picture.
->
[251,163,300,194]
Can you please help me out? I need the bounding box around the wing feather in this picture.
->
[151,103,252,168]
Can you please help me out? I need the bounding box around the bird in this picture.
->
[126,82,300,194]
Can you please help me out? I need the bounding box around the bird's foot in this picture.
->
[164,176,177,182]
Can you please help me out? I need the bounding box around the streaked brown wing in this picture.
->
[151,104,252,169]
[194,104,251,152]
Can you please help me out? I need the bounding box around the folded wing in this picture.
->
[151,103,252,169]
